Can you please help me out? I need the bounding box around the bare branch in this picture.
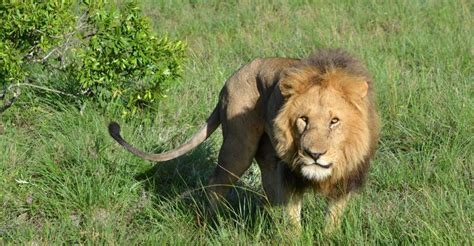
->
[0,87,21,114]
[25,10,94,63]
[11,83,78,98]
[0,82,79,114]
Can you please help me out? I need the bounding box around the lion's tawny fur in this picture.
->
[109,49,380,232]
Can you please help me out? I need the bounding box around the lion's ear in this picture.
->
[279,68,316,98]
[343,80,368,99]
[279,79,298,98]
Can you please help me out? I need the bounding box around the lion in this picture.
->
[108,48,380,232]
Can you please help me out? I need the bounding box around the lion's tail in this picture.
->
[108,107,220,162]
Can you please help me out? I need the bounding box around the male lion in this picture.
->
[109,49,380,232]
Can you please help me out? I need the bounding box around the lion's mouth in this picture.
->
[303,160,332,169]
[314,161,333,169]
[299,156,333,169]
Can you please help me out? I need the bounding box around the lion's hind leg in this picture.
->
[206,121,263,209]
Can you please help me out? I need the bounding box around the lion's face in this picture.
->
[274,68,371,182]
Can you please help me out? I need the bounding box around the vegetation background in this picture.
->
[1,0,472,244]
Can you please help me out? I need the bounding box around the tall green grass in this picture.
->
[1,0,472,244]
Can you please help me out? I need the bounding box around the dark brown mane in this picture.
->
[303,49,371,80]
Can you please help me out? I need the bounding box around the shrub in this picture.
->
[0,1,76,98]
[0,0,186,115]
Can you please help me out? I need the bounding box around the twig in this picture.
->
[26,11,92,63]
[0,87,21,114]
[38,47,60,62]
[0,82,79,114]
[9,83,78,98]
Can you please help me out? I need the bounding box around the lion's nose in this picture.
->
[304,149,326,160]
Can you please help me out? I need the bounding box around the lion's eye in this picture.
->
[330,117,340,128]
[296,116,308,134]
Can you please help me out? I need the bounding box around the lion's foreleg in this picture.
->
[256,154,304,229]
[324,192,351,234]
[285,191,303,229]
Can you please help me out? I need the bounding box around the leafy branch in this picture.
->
[0,1,186,117]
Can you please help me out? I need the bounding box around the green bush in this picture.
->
[73,1,186,115]
[0,1,75,85]
[0,0,186,115]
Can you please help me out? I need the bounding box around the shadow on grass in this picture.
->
[133,141,215,197]
[133,141,271,232]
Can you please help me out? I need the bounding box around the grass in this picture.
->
[1,0,473,244]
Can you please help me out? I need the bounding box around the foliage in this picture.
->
[73,1,185,115]
[0,0,186,115]
[0,1,75,85]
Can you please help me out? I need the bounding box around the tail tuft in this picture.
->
[108,122,121,139]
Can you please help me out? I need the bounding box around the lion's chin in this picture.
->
[300,164,332,181]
